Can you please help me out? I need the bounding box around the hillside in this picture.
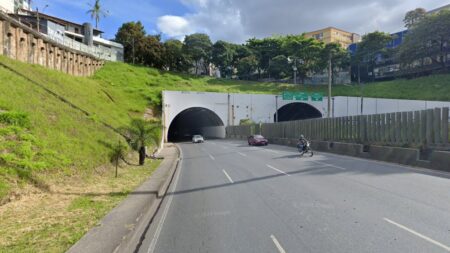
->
[0,55,450,251]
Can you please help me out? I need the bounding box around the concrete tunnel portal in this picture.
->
[275,102,323,122]
[168,107,225,142]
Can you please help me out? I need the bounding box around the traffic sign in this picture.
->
[294,92,309,101]
[311,93,323,101]
[282,91,294,100]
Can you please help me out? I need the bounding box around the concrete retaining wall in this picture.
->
[430,151,450,172]
[0,11,102,76]
[368,145,419,166]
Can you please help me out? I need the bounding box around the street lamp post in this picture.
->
[36,5,49,33]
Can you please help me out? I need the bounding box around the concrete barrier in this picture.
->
[311,140,330,151]
[430,151,450,172]
[368,145,419,166]
[329,142,364,157]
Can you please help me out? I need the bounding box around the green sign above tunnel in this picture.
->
[282,91,309,101]
[311,93,323,101]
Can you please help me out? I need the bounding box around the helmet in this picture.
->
[300,134,304,139]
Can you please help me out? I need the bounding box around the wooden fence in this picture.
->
[226,107,449,147]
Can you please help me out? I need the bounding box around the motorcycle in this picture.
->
[297,140,314,157]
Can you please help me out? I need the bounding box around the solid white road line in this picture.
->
[383,218,450,252]
[266,164,291,176]
[222,170,234,184]
[270,234,287,253]
[237,152,247,157]
[147,150,183,253]
[311,160,346,170]
[209,154,215,160]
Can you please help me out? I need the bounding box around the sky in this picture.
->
[32,0,448,43]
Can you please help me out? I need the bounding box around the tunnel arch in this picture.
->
[168,107,225,142]
[275,102,322,122]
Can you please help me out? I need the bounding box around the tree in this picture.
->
[212,40,237,78]
[404,8,427,29]
[183,33,213,75]
[123,119,160,166]
[247,37,283,78]
[110,141,128,178]
[268,55,290,79]
[354,31,392,81]
[141,35,165,68]
[236,55,258,79]
[163,39,190,72]
[321,43,350,83]
[87,0,108,29]
[282,35,325,82]
[115,22,146,64]
[398,10,450,72]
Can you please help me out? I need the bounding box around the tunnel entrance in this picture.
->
[168,107,225,142]
[275,103,322,122]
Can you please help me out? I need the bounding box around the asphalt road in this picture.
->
[137,139,450,253]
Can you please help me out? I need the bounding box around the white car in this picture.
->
[192,135,204,143]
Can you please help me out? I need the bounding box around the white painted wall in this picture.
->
[0,0,14,12]
[162,90,450,141]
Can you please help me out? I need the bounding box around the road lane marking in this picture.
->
[222,170,234,183]
[266,164,291,176]
[311,160,346,170]
[209,154,215,160]
[237,152,247,157]
[383,218,450,252]
[270,235,287,253]
[147,149,183,253]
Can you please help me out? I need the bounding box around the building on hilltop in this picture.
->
[0,0,30,13]
[0,0,123,62]
[305,27,361,49]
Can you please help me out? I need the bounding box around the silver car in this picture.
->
[192,135,204,143]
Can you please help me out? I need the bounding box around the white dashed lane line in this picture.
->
[266,164,290,176]
[222,170,234,184]
[270,234,287,253]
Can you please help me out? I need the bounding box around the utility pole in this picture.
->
[293,58,297,85]
[275,95,279,122]
[327,54,332,118]
[36,7,40,33]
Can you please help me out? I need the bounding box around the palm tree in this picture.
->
[124,119,160,166]
[110,140,128,178]
[86,0,109,29]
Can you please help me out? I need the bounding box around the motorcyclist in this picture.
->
[297,134,308,152]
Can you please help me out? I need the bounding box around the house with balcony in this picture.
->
[1,0,123,62]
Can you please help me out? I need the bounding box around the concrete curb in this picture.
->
[67,143,181,253]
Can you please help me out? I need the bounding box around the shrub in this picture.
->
[0,111,30,128]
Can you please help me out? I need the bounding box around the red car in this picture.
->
[248,135,269,146]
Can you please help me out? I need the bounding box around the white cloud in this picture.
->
[157,0,446,43]
[157,15,193,38]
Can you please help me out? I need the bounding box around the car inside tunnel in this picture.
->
[168,107,225,142]
[275,102,322,122]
